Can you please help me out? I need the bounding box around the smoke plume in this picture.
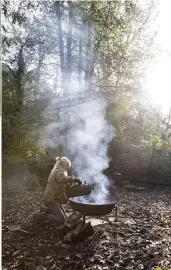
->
[40,93,115,203]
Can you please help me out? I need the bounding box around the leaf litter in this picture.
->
[2,184,171,270]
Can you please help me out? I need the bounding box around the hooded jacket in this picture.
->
[43,157,76,205]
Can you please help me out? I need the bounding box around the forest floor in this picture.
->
[2,184,171,270]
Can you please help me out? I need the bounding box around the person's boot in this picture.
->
[40,206,48,213]
[46,214,65,225]
[33,212,46,224]
[46,214,70,232]
[57,222,72,231]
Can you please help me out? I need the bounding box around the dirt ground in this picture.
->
[2,185,171,270]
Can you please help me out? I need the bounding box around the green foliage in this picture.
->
[3,0,169,182]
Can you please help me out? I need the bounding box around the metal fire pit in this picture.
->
[69,196,117,217]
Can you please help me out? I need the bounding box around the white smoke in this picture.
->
[40,94,115,203]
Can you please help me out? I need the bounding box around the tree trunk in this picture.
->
[66,1,73,95]
[34,49,44,100]
[54,1,65,93]
[78,27,82,87]
[84,25,92,92]
[15,45,25,112]
[84,2,96,93]
[88,61,94,93]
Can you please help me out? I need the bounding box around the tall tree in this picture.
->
[66,1,73,94]
[54,1,65,93]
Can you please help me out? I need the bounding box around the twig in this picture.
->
[19,229,31,234]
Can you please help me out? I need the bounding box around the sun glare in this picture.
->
[145,54,171,114]
[144,0,171,114]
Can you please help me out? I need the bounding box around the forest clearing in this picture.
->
[2,0,171,269]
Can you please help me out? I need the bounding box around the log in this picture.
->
[80,221,89,234]
[63,220,94,244]
[65,212,82,226]
[63,219,83,243]
[72,220,84,238]
[79,221,94,241]
[63,228,74,243]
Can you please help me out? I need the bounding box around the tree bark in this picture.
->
[78,27,82,86]
[84,2,96,93]
[66,1,73,94]
[15,45,25,111]
[34,48,44,100]
[84,25,92,92]
[88,61,94,93]
[54,1,65,93]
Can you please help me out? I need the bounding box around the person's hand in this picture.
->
[74,177,82,186]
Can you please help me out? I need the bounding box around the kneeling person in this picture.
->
[33,157,81,226]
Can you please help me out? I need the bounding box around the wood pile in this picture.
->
[62,212,94,244]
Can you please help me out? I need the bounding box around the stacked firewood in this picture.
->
[63,212,94,244]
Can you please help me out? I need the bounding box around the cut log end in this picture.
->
[63,220,94,244]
